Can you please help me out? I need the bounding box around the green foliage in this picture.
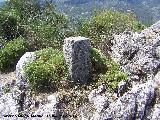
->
[0,37,28,72]
[90,48,108,74]
[0,38,6,48]
[24,1,69,50]
[91,48,128,91]
[0,8,22,40]
[98,66,128,92]
[79,11,145,50]
[24,48,68,93]
[0,0,69,50]
[2,86,10,94]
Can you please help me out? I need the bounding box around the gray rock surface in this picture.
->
[87,85,109,119]
[33,94,60,120]
[89,21,160,120]
[151,104,160,120]
[15,52,36,113]
[93,95,108,113]
[63,36,92,84]
[16,52,36,88]
[154,71,160,87]
[0,93,18,119]
[111,21,160,85]
[156,46,160,58]
[88,85,106,102]
[99,81,155,120]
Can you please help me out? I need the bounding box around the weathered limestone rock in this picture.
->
[0,93,18,119]
[111,21,160,85]
[16,52,36,89]
[15,52,36,112]
[101,92,137,120]
[33,94,59,119]
[88,85,108,113]
[88,85,106,102]
[156,46,160,58]
[99,82,155,120]
[63,36,92,84]
[151,104,160,120]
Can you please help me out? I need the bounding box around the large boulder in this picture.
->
[63,36,92,84]
[111,21,160,84]
[15,52,36,112]
[99,81,155,120]
[16,52,36,89]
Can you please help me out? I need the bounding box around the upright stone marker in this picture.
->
[63,36,92,84]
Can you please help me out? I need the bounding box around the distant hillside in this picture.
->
[0,0,159,25]
[53,0,160,25]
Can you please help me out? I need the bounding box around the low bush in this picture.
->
[0,39,6,49]
[0,9,22,40]
[0,37,28,72]
[91,48,128,91]
[98,64,128,92]
[24,48,68,93]
[79,11,145,55]
[90,48,108,74]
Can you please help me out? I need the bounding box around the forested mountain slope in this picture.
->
[53,0,160,25]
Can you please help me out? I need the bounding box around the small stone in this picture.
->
[88,89,97,102]
[96,84,106,94]
[130,75,139,81]
[47,94,57,103]
[117,81,127,97]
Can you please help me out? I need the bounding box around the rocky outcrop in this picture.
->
[79,21,160,120]
[99,81,155,120]
[92,20,160,120]
[15,52,36,112]
[16,52,36,88]
[0,21,160,120]
[63,36,92,84]
[111,21,160,85]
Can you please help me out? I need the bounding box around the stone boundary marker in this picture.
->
[63,36,92,84]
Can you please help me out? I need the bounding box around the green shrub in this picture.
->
[91,48,128,91]
[0,39,6,48]
[0,37,28,72]
[90,48,108,74]
[98,68,128,92]
[0,8,22,40]
[24,48,68,93]
[0,0,70,50]
[2,86,10,93]
[79,11,145,53]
